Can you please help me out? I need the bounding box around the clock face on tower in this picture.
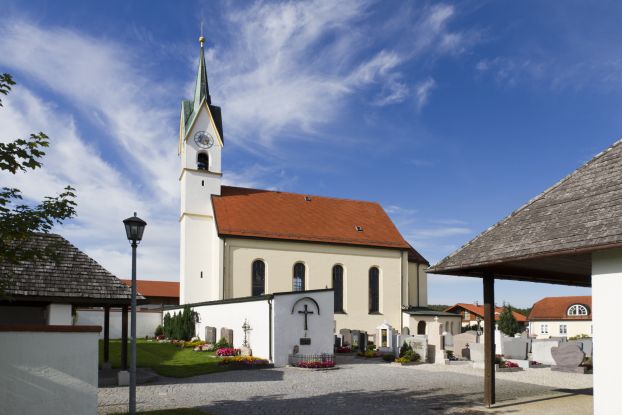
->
[193,130,214,149]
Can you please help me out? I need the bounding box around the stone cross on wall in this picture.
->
[298,304,314,331]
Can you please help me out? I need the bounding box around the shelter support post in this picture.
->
[121,305,128,370]
[103,306,110,367]
[483,275,495,407]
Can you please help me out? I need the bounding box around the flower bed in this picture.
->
[216,347,240,357]
[294,361,336,369]
[357,350,381,358]
[219,356,270,368]
[335,346,352,353]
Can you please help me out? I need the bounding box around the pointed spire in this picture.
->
[193,34,212,112]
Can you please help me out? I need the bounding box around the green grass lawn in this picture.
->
[99,339,225,378]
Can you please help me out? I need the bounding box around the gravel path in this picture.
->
[98,357,592,415]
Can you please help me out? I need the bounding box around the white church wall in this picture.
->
[180,215,220,304]
[407,262,428,307]
[592,248,622,415]
[168,298,272,361]
[272,290,334,367]
[224,237,406,334]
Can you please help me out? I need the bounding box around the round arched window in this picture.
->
[567,304,589,316]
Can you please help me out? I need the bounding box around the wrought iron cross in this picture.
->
[242,319,252,348]
[298,304,314,331]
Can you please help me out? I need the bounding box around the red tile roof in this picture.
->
[120,280,179,298]
[528,296,592,321]
[212,186,414,251]
[445,303,527,322]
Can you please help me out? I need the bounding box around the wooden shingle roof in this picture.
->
[1,233,139,305]
[429,139,622,277]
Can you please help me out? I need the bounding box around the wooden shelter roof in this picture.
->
[428,139,622,286]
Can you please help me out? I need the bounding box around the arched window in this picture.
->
[332,265,344,313]
[567,304,589,316]
[251,260,265,296]
[293,263,305,291]
[368,267,379,313]
[197,152,209,170]
[417,321,426,335]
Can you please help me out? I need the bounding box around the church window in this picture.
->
[252,260,265,296]
[293,263,305,291]
[567,304,589,316]
[332,265,344,313]
[417,321,426,335]
[197,152,209,170]
[369,267,379,313]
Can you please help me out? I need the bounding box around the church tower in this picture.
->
[179,36,225,304]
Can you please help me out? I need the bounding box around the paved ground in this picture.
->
[98,357,593,414]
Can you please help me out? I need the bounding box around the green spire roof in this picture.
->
[193,36,211,113]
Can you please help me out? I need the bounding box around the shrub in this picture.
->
[399,341,413,358]
[162,306,199,340]
[216,348,240,357]
[154,325,164,337]
[381,353,395,362]
[569,334,591,340]
[219,356,269,366]
[395,350,420,363]
[357,350,380,358]
[498,302,521,337]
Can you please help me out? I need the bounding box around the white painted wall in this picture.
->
[224,237,416,334]
[168,299,271,361]
[0,330,99,415]
[592,248,622,415]
[46,303,72,325]
[528,320,592,339]
[75,309,162,339]
[272,290,334,366]
[404,314,462,336]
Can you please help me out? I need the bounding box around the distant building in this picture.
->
[528,296,592,339]
[444,303,527,330]
[120,279,179,309]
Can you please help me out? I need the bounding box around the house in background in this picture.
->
[444,303,527,331]
[528,296,592,339]
[120,279,179,309]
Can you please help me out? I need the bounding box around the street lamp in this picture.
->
[123,212,146,415]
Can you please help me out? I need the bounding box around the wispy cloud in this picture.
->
[414,77,436,112]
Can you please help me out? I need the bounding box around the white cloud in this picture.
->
[414,77,436,112]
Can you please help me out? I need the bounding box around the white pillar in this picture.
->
[592,249,622,415]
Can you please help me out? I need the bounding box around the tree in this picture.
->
[497,302,521,336]
[0,73,77,297]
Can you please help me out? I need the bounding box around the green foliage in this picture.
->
[569,334,591,340]
[426,304,451,312]
[497,303,521,337]
[162,306,199,340]
[213,336,230,349]
[399,341,413,358]
[154,325,164,337]
[381,353,395,362]
[0,73,77,297]
[395,350,420,364]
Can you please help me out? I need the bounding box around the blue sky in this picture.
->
[2,0,616,307]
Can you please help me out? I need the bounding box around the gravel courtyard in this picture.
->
[98,357,593,415]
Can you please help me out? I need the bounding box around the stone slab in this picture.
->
[205,326,217,344]
[117,370,129,386]
[502,338,529,360]
[469,342,485,363]
[551,344,585,370]
[551,366,588,374]
[340,329,353,347]
[531,340,559,365]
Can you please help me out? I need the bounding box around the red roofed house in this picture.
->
[120,279,179,309]
[444,303,528,330]
[528,296,592,339]
[171,37,452,341]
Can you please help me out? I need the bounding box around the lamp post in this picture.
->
[476,315,482,336]
[123,212,146,415]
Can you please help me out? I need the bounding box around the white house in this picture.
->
[176,35,455,349]
[528,296,592,339]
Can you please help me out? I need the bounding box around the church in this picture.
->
[175,37,458,348]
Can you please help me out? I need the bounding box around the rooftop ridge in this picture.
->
[220,185,384,206]
[429,138,622,271]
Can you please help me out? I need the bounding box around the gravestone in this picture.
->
[551,344,587,373]
[340,329,353,347]
[334,335,342,348]
[469,343,485,364]
[410,340,428,363]
[351,330,361,350]
[205,326,217,344]
[531,340,559,365]
[357,331,368,352]
[502,338,529,360]
[569,339,592,358]
[401,327,410,335]
[452,331,478,359]
[219,328,233,347]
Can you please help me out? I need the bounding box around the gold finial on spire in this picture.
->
[199,35,205,47]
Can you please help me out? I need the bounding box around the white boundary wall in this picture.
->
[0,329,100,415]
[168,289,334,367]
[76,309,162,339]
[592,249,622,415]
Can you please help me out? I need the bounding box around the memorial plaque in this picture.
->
[300,338,311,345]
